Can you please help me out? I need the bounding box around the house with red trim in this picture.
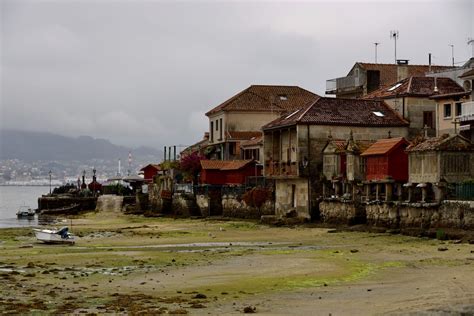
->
[200,160,261,185]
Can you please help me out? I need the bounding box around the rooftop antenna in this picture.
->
[468,38,474,57]
[374,42,380,63]
[390,30,399,63]
[128,151,132,176]
[449,44,454,67]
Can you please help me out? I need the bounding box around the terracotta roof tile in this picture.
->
[360,137,409,156]
[200,160,254,170]
[407,134,474,152]
[240,135,263,147]
[206,85,319,116]
[226,131,262,140]
[459,68,474,78]
[356,63,454,87]
[363,77,464,99]
[263,97,408,130]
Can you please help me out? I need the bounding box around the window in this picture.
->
[210,121,214,142]
[373,111,384,117]
[423,111,434,129]
[215,120,218,131]
[455,102,462,117]
[219,118,223,140]
[279,95,288,101]
[444,104,452,118]
[387,83,402,91]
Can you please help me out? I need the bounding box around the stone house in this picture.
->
[406,134,474,202]
[363,76,465,137]
[262,97,409,219]
[205,85,319,160]
[326,60,453,99]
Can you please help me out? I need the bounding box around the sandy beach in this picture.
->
[1,210,473,315]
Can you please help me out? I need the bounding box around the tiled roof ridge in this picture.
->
[205,89,249,116]
[357,62,454,68]
[406,76,413,94]
[296,96,322,121]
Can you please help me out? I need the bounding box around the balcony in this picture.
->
[459,101,474,122]
[325,74,362,94]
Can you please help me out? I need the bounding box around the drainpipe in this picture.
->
[307,124,312,218]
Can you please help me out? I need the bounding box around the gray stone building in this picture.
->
[262,97,409,219]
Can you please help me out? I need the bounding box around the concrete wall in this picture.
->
[385,97,436,137]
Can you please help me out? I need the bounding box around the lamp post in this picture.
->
[49,170,52,195]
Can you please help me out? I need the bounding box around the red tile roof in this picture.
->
[140,164,161,171]
[200,160,254,170]
[459,68,474,78]
[407,134,474,152]
[240,135,263,147]
[360,137,409,156]
[206,85,319,116]
[225,131,262,140]
[363,77,464,99]
[355,62,454,87]
[262,97,408,130]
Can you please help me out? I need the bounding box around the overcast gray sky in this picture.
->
[1,0,473,149]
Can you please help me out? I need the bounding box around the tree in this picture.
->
[180,152,204,184]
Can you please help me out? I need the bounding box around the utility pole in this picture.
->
[374,42,380,63]
[449,44,454,67]
[49,170,52,195]
[390,30,399,63]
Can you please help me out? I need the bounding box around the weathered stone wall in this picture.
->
[275,178,309,219]
[323,200,474,231]
[196,195,210,217]
[38,196,97,211]
[148,183,162,211]
[319,200,365,225]
[222,194,274,219]
[95,195,123,212]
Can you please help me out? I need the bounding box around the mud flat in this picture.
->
[0,211,473,315]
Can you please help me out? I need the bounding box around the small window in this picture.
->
[215,120,219,131]
[373,111,384,117]
[279,95,288,101]
[444,104,452,118]
[455,102,462,117]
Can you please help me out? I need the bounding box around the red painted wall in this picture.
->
[365,146,408,182]
[142,166,160,182]
[200,164,262,185]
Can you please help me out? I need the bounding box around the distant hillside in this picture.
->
[0,129,162,162]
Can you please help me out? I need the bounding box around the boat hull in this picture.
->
[33,229,76,244]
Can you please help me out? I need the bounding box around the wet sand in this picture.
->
[0,211,473,315]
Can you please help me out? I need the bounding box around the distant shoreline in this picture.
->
[0,184,54,187]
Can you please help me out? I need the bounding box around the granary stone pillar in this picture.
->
[375,183,380,200]
[404,183,414,203]
[385,183,393,202]
[417,183,428,203]
[333,181,340,197]
[322,181,327,198]
[433,182,446,203]
[365,183,370,201]
[397,184,403,201]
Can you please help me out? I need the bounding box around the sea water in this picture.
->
[0,186,50,228]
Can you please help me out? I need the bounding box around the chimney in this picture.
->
[428,53,432,72]
[397,59,409,81]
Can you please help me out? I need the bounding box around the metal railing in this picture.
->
[447,182,474,200]
[325,75,361,93]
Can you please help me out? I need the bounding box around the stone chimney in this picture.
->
[397,59,409,81]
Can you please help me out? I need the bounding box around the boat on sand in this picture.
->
[33,226,76,244]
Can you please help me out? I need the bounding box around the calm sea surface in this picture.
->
[0,186,51,228]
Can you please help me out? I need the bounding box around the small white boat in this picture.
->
[17,206,35,218]
[33,227,76,244]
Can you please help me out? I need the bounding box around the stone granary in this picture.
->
[262,97,409,219]
[360,137,410,202]
[406,134,474,202]
[321,132,373,199]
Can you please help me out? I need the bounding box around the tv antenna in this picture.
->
[449,44,454,66]
[468,38,474,57]
[374,42,380,63]
[390,30,399,63]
